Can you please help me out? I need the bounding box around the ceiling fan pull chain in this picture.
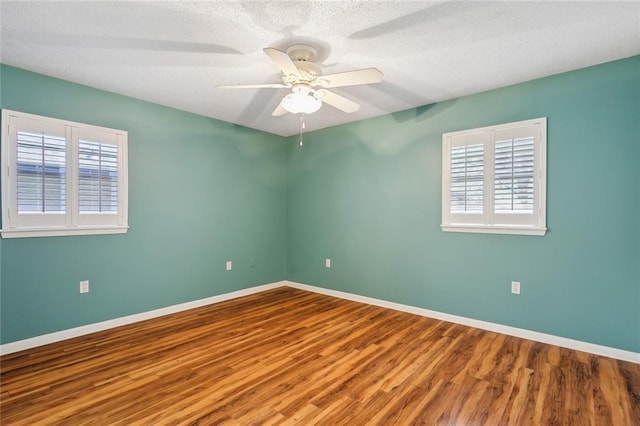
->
[299,114,306,146]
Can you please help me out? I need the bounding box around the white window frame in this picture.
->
[441,117,547,236]
[1,109,128,238]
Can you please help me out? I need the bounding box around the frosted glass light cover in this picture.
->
[281,92,322,114]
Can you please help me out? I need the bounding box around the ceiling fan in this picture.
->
[218,44,383,116]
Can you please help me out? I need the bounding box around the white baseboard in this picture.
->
[285,281,640,364]
[3,279,638,364]
[0,281,286,356]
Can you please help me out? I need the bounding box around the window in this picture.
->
[442,117,546,236]
[1,110,128,238]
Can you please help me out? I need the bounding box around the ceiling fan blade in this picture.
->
[272,103,288,116]
[218,83,288,89]
[318,90,360,113]
[263,47,302,77]
[317,68,383,88]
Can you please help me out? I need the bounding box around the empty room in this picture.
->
[1,1,639,424]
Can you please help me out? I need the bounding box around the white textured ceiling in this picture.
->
[1,1,639,137]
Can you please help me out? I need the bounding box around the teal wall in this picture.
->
[2,57,639,353]
[0,65,287,344]
[287,56,640,353]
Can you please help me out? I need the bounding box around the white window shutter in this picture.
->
[450,143,484,213]
[78,140,119,214]
[16,130,67,213]
[494,136,535,213]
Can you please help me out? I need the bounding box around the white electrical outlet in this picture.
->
[511,281,521,295]
[325,258,331,268]
[80,280,89,294]
[226,261,232,271]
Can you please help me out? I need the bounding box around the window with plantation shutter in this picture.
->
[2,110,128,238]
[442,118,546,236]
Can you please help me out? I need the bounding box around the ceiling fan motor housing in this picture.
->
[281,45,321,85]
[286,44,317,62]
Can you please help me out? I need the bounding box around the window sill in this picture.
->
[1,225,129,239]
[441,224,547,236]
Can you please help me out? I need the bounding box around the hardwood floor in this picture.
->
[1,287,639,425]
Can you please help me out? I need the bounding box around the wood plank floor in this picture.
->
[1,287,639,425]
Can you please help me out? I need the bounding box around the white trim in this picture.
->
[3,280,637,364]
[1,225,129,238]
[285,281,640,364]
[0,281,286,355]
[441,224,547,236]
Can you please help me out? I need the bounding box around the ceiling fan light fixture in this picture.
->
[281,85,322,114]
